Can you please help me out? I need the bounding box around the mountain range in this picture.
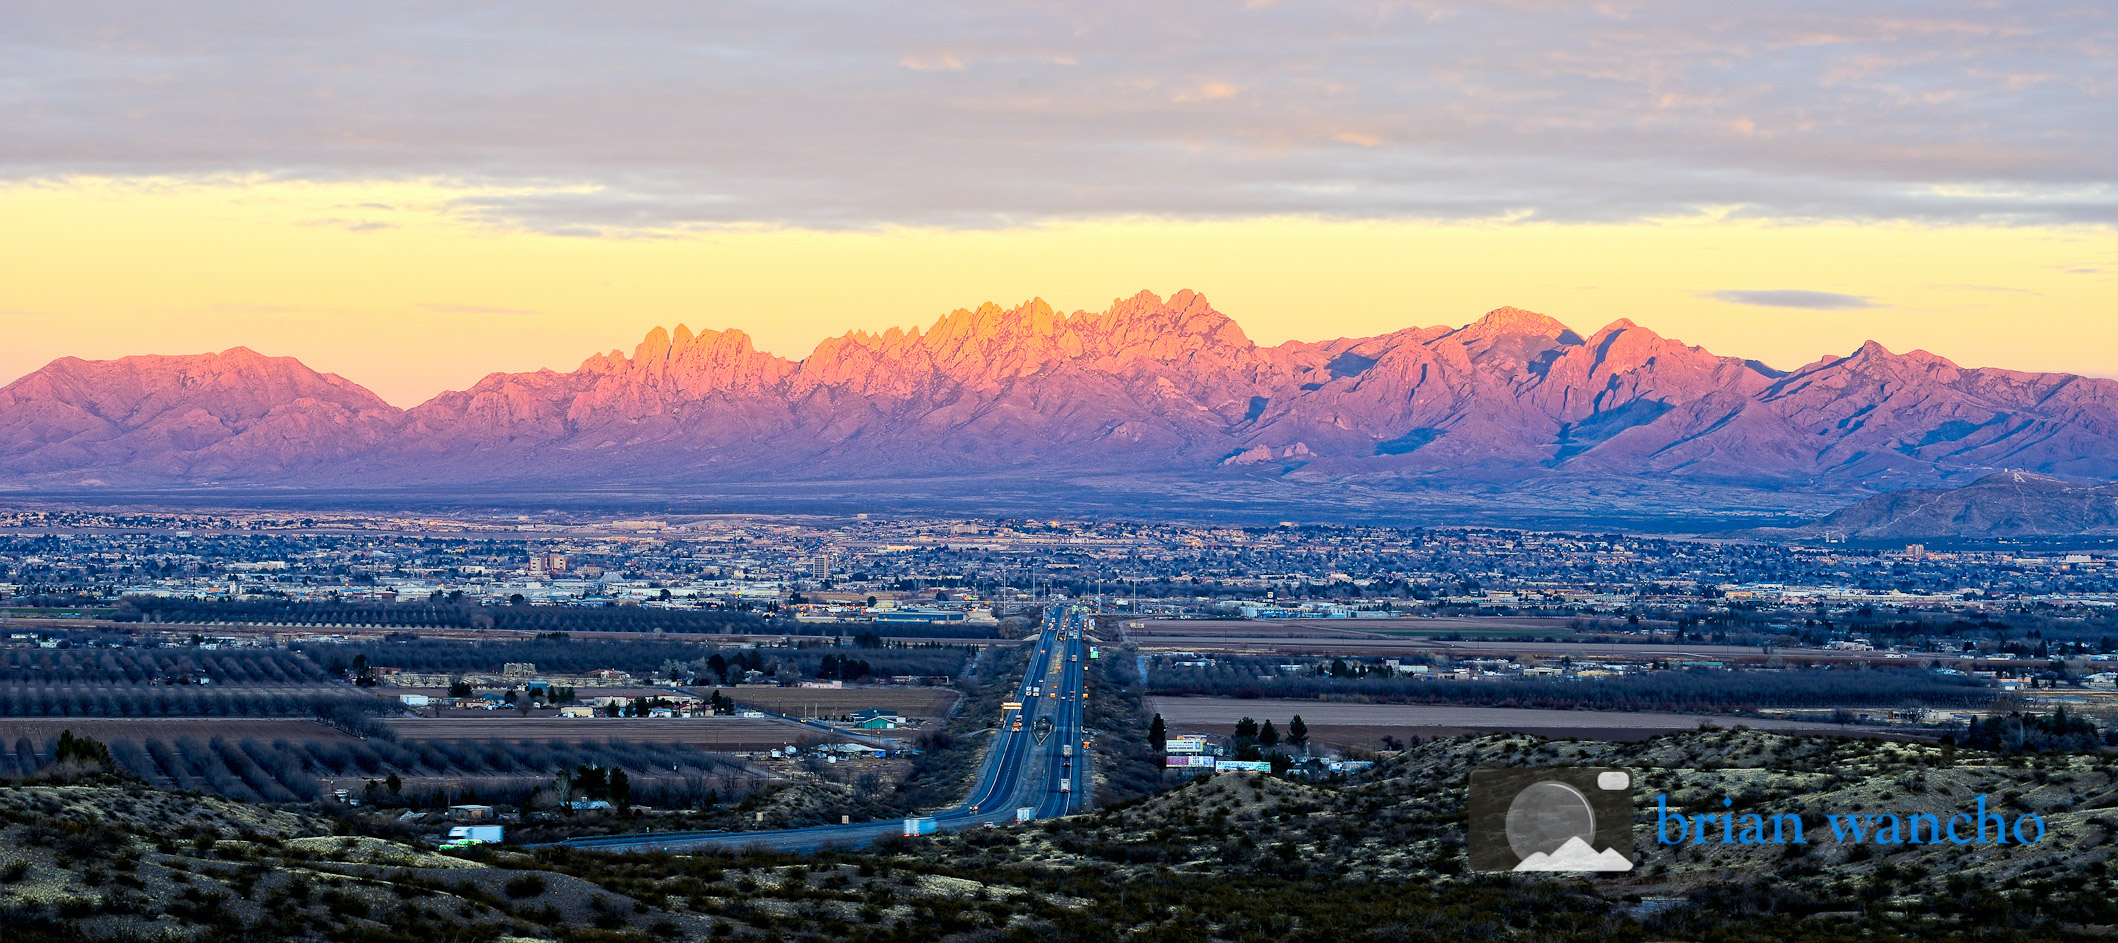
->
[2,290,2113,522]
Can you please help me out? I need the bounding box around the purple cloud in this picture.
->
[1705,290,1879,310]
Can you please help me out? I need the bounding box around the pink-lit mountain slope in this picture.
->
[0,348,403,484]
[2,291,2113,498]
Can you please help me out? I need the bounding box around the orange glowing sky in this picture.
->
[2,5,2114,405]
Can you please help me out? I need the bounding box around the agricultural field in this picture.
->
[3,715,763,806]
[0,634,952,810]
[0,717,355,746]
[1146,697,1863,747]
[1359,615,1613,637]
[1,645,336,684]
[1144,652,1990,709]
[299,636,976,685]
[714,686,959,720]
[1117,618,1395,639]
[386,715,826,751]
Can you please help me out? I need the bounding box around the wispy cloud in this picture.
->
[418,303,540,316]
[899,52,966,71]
[1931,283,2040,294]
[297,218,396,232]
[1704,289,1880,309]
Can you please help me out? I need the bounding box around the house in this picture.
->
[850,708,901,729]
[559,706,595,718]
[397,694,432,708]
[819,742,888,757]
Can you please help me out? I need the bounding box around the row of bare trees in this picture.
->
[297,638,971,681]
[1148,655,1992,710]
[0,683,384,720]
[2,733,755,806]
[0,648,332,684]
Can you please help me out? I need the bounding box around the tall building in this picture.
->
[810,556,832,580]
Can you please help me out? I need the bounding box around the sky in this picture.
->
[1,1,2114,406]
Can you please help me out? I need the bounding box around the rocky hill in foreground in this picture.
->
[3,291,2114,522]
[7,728,2116,942]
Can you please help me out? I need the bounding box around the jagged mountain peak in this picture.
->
[630,323,762,360]
[1453,306,1580,342]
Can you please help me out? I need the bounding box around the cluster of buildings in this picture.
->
[2,511,2116,633]
[1161,735,1372,776]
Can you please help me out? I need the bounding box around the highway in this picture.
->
[539,605,1090,853]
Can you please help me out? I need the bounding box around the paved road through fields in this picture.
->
[540,605,1090,853]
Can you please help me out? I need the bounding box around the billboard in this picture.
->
[1216,760,1272,773]
[1166,755,1217,768]
[1165,735,1210,754]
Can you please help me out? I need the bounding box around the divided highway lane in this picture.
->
[543,606,1092,854]
[1036,623,1087,818]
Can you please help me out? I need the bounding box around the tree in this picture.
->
[610,767,632,811]
[53,730,112,769]
[707,653,729,683]
[1259,720,1280,748]
[1233,716,1259,742]
[1149,713,1167,753]
[575,765,609,800]
[1288,715,1309,752]
[385,772,402,796]
[447,679,472,699]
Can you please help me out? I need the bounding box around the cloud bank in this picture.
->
[2,2,2114,232]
